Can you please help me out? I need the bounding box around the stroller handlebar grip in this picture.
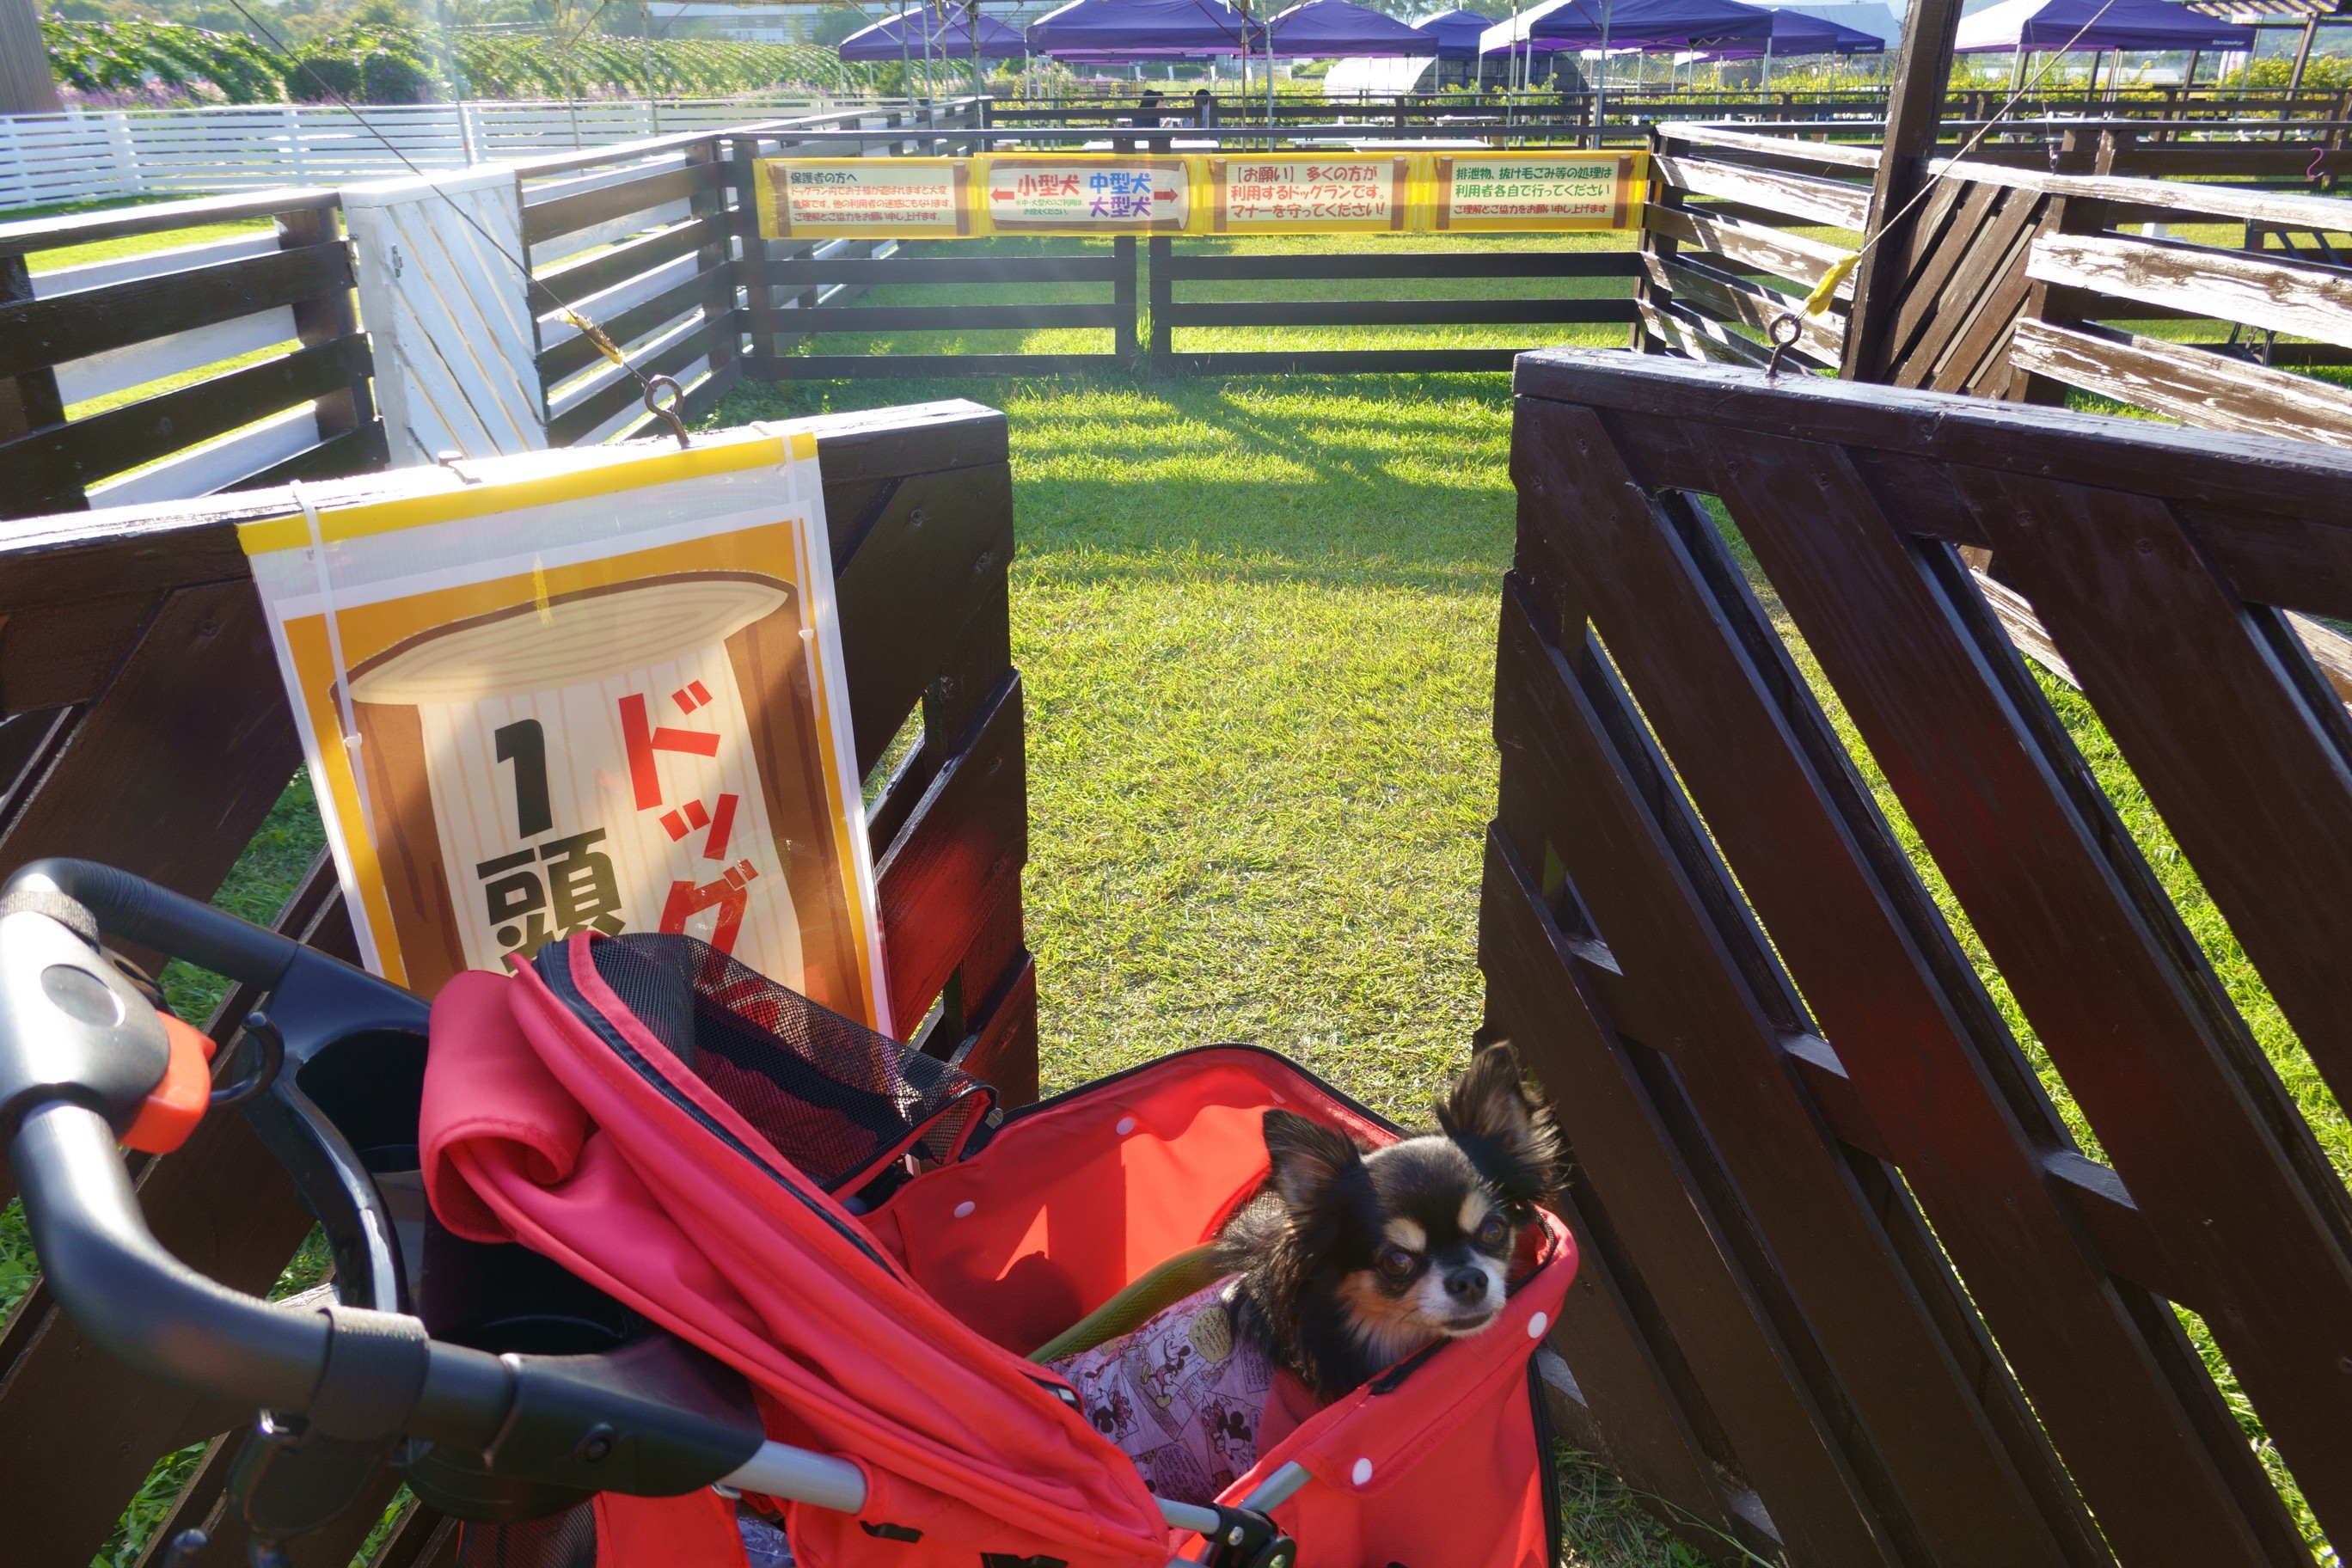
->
[7,860,304,990]
[12,1099,514,1453]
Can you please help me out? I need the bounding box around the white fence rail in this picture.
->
[0,97,853,210]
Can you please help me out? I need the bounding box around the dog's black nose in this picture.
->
[1443,1266,1487,1303]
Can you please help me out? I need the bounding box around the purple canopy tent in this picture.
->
[1024,0,1263,57]
[1953,0,2256,51]
[1956,0,2252,92]
[1415,7,1499,55]
[837,8,1029,59]
[1480,0,1781,52]
[1264,0,1442,52]
[1695,6,1884,54]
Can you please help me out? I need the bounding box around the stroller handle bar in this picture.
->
[0,861,1291,1553]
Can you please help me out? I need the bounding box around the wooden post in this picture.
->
[0,0,58,114]
[1840,0,1969,378]
[2008,126,2102,405]
[0,253,77,518]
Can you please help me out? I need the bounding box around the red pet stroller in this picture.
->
[0,863,1575,1568]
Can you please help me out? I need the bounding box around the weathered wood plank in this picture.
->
[2010,319,2352,446]
[2026,230,2352,352]
[1936,156,2352,236]
[1657,123,1883,172]
[1638,297,1773,369]
[1643,202,1859,296]
[1649,253,1844,363]
[1653,154,1873,231]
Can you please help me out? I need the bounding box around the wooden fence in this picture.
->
[1493,346,2352,1568]
[1638,119,2352,446]
[0,188,384,518]
[0,395,1034,1568]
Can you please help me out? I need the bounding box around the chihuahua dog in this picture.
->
[1215,1041,1563,1401]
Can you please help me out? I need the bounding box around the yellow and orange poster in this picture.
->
[758,156,974,240]
[238,430,890,1030]
[1208,155,1412,235]
[1429,152,1643,232]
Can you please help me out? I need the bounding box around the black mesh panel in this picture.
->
[540,933,995,1192]
[455,1503,597,1568]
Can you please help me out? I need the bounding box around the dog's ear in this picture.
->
[1263,1109,1361,1213]
[1436,1040,1564,1207]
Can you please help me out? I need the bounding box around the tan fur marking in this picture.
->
[1383,1217,1427,1253]
[1458,1190,1493,1236]
[1337,1270,1437,1365]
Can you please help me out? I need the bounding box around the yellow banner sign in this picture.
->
[980,155,1193,235]
[758,156,974,240]
[1430,152,1641,233]
[1207,154,1412,235]
[750,152,1647,239]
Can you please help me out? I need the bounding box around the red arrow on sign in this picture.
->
[1154,188,1175,201]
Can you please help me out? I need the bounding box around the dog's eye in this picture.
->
[1475,1216,1510,1251]
[1375,1245,1417,1281]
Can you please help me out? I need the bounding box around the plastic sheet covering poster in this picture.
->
[756,156,973,240]
[1206,154,1412,234]
[977,155,1193,234]
[1428,150,1645,232]
[237,429,890,1028]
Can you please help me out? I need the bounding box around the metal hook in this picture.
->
[1763,312,1804,381]
[210,1012,285,1109]
[643,376,691,450]
[2308,143,2327,181]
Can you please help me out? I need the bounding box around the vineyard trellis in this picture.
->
[40,16,842,106]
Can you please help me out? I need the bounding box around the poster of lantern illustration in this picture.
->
[238,428,889,1030]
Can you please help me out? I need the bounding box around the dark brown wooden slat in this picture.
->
[1531,399,2297,1568]
[0,192,341,259]
[768,303,1129,334]
[0,335,371,498]
[523,162,720,248]
[2008,320,2352,444]
[1641,202,1855,295]
[1475,818,1894,1568]
[874,673,1026,1040]
[230,420,388,494]
[368,1503,457,1568]
[1515,1171,1761,1560]
[1949,466,2352,1540]
[1510,351,2352,522]
[1169,299,1634,329]
[759,255,1128,285]
[0,589,160,714]
[834,466,1015,775]
[0,579,300,903]
[1162,252,1641,281]
[537,269,716,387]
[0,243,352,382]
[1690,430,2352,1554]
[537,211,726,307]
[1490,556,2082,1564]
[1650,253,1841,362]
[1877,178,2006,371]
[542,317,713,447]
[1896,188,2043,391]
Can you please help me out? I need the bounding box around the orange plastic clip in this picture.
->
[124,1010,218,1155]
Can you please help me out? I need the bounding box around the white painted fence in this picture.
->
[0,97,856,211]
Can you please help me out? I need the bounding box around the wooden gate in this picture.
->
[0,398,1036,1567]
[1491,349,2352,1567]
